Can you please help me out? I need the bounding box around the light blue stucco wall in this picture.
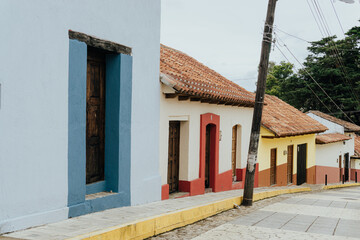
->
[0,0,161,233]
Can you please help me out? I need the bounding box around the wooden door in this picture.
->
[168,121,180,193]
[344,153,349,182]
[287,145,293,184]
[86,47,106,184]
[270,148,277,185]
[339,155,342,181]
[205,125,211,188]
[297,144,307,185]
[231,125,237,179]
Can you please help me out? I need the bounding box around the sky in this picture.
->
[161,0,360,92]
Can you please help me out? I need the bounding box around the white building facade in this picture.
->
[159,45,255,199]
[307,111,359,184]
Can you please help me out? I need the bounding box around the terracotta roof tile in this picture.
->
[316,133,351,144]
[160,44,255,107]
[262,95,328,137]
[308,110,360,132]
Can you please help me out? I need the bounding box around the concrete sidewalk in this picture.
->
[2,183,359,240]
[193,186,360,239]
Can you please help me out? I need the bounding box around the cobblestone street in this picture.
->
[150,187,360,239]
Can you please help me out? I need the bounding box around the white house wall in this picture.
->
[159,85,253,185]
[307,113,344,134]
[315,133,354,167]
[0,0,161,233]
[316,142,347,168]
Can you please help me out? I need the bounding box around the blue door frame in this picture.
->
[67,39,132,217]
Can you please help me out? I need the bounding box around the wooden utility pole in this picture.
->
[242,0,277,206]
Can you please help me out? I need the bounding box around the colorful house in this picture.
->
[351,135,360,181]
[0,1,161,233]
[307,110,360,183]
[159,45,256,199]
[258,95,328,187]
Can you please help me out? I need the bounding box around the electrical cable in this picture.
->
[330,0,346,36]
[274,39,334,114]
[308,0,360,107]
[275,34,355,123]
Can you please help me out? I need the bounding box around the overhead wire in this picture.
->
[306,0,326,37]
[274,33,355,123]
[273,34,334,114]
[308,0,360,107]
[274,27,310,43]
[329,0,346,36]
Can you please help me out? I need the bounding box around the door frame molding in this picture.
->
[200,113,220,192]
[167,121,181,193]
[67,38,132,217]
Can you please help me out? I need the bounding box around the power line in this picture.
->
[306,0,326,37]
[274,27,310,43]
[275,35,355,123]
[307,0,360,107]
[274,39,334,114]
[329,0,346,35]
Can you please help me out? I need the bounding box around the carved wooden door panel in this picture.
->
[168,121,180,193]
[86,48,106,184]
[287,145,293,184]
[270,148,277,185]
[231,126,237,179]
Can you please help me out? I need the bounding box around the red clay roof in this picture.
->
[160,44,255,107]
[262,95,328,137]
[315,133,351,144]
[308,110,360,132]
[354,135,360,157]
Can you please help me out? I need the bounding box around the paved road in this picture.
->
[193,187,360,239]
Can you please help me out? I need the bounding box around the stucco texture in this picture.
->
[257,127,316,187]
[159,84,253,186]
[0,0,161,233]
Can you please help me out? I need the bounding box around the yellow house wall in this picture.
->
[257,127,316,186]
[258,128,316,172]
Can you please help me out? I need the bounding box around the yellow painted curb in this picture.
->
[67,187,311,240]
[322,183,360,190]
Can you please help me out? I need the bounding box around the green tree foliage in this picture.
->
[265,61,305,109]
[266,24,360,123]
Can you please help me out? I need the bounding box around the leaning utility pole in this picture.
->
[242,0,277,206]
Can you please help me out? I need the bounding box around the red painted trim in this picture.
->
[161,184,169,200]
[179,178,203,196]
[235,165,259,187]
[351,169,360,181]
[200,113,221,192]
[217,169,233,191]
[236,168,245,182]
[254,163,259,187]
[176,113,261,196]
[314,165,342,184]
